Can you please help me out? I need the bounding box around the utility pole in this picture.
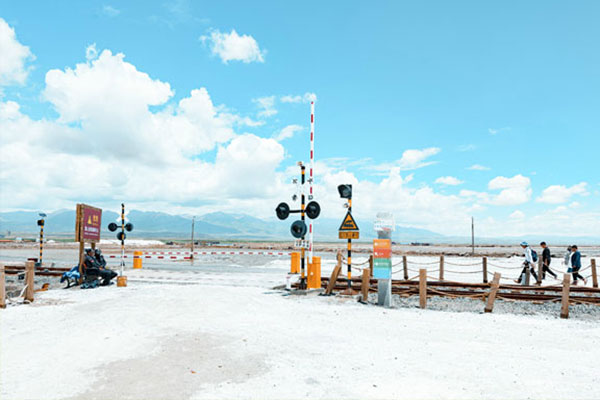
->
[191,216,195,260]
[471,216,475,255]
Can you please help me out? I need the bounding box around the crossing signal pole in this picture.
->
[36,213,46,267]
[276,162,321,290]
[108,203,134,277]
[338,184,359,294]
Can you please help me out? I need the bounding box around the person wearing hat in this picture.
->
[514,241,539,284]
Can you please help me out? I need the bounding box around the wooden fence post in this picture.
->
[360,268,370,303]
[560,273,570,319]
[524,265,530,286]
[403,255,408,280]
[369,255,373,278]
[484,273,501,313]
[325,252,342,295]
[482,257,488,283]
[0,263,6,309]
[25,260,35,302]
[591,259,597,288]
[439,255,444,281]
[419,269,427,309]
[537,258,543,285]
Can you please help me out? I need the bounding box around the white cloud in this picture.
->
[487,174,532,206]
[200,29,265,64]
[488,127,510,135]
[1,47,279,212]
[457,144,476,152]
[365,147,440,174]
[399,147,440,170]
[101,5,121,17]
[253,95,277,117]
[509,210,525,219]
[435,176,464,186]
[0,18,34,86]
[280,92,317,103]
[467,164,490,171]
[274,124,303,141]
[536,182,588,204]
[85,43,98,61]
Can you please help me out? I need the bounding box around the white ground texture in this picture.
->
[1,253,600,400]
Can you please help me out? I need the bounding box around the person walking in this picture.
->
[514,241,539,284]
[540,242,557,279]
[569,245,587,285]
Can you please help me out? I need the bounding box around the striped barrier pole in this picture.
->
[309,101,315,264]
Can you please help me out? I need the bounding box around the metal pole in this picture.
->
[120,203,125,276]
[38,218,44,267]
[309,101,315,263]
[191,216,195,260]
[300,164,306,289]
[347,198,352,290]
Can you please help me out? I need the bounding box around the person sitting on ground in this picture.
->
[514,241,539,284]
[569,245,587,286]
[540,242,557,279]
[94,249,117,286]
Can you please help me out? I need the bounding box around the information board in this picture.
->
[373,239,392,279]
[75,204,102,243]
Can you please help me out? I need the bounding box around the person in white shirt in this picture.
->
[514,241,539,284]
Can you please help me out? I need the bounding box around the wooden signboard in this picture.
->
[75,204,102,279]
[75,204,102,243]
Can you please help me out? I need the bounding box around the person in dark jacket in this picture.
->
[540,242,557,279]
[569,245,586,285]
[94,249,117,286]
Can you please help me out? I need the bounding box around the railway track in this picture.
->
[311,276,600,305]
[3,265,70,277]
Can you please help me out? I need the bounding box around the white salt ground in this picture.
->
[1,250,599,399]
[1,274,599,400]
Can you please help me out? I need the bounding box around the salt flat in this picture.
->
[1,259,599,400]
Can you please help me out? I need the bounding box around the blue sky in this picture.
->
[0,1,599,237]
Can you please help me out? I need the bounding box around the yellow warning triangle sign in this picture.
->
[339,211,359,231]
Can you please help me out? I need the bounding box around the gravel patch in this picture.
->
[366,293,600,321]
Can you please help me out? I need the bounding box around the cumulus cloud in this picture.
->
[274,124,303,141]
[0,46,288,213]
[536,182,588,204]
[0,18,35,86]
[280,92,317,103]
[200,29,265,64]
[467,164,490,171]
[487,174,532,206]
[435,176,464,186]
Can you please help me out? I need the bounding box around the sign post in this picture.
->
[338,185,359,295]
[374,212,394,306]
[75,204,103,279]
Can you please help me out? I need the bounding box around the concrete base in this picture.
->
[377,279,392,307]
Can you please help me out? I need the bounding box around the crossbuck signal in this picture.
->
[275,162,321,289]
[108,203,134,276]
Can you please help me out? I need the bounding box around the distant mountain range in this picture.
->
[0,209,598,244]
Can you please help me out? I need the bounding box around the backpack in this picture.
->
[531,249,538,262]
